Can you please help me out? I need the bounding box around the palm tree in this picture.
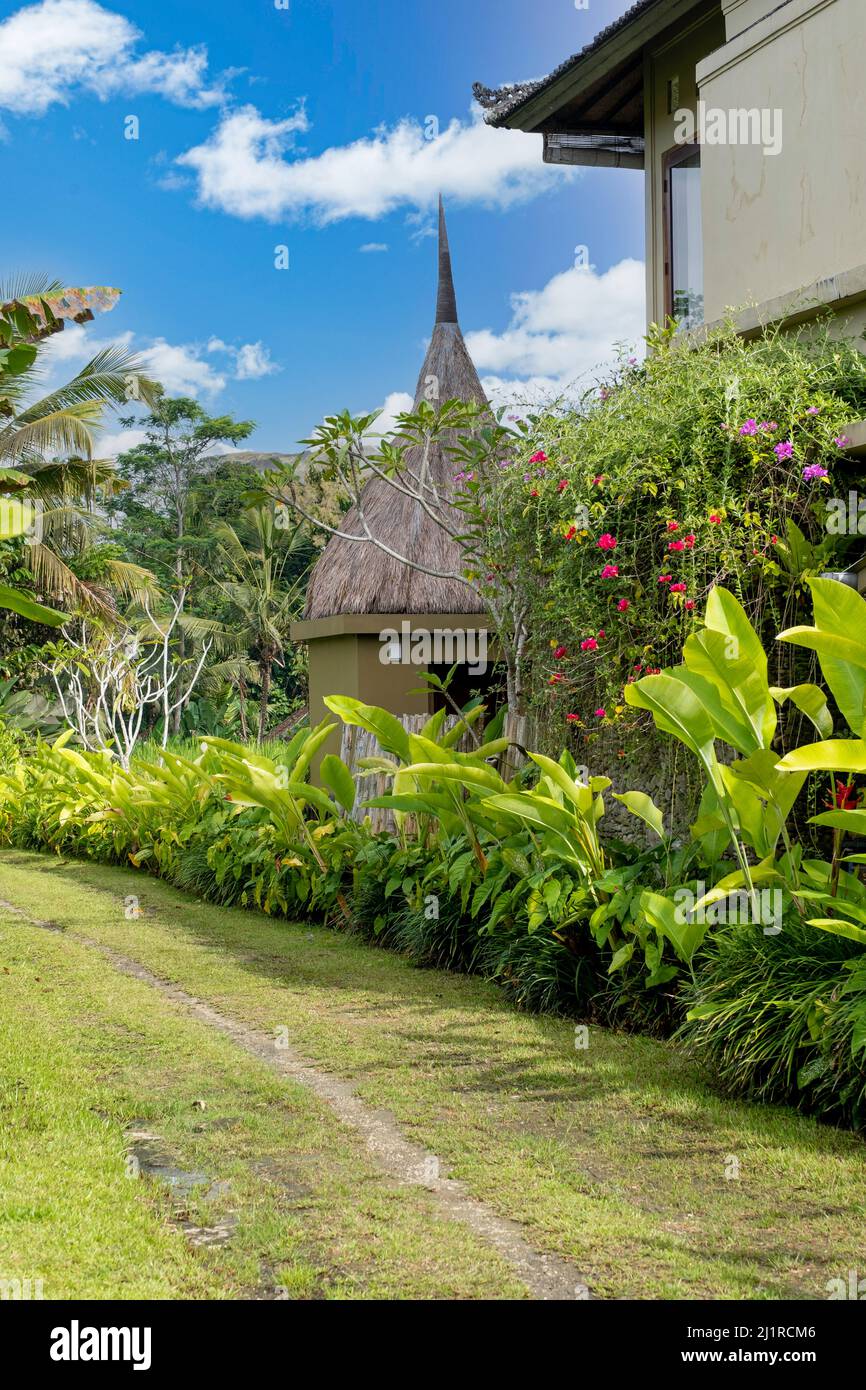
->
[0,278,160,614]
[188,503,313,741]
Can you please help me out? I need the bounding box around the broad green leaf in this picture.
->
[323,695,412,761]
[320,754,356,813]
[612,790,666,841]
[776,740,866,774]
[771,683,833,739]
[0,583,66,626]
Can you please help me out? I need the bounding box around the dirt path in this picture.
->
[0,894,588,1301]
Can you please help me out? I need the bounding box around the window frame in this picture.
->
[662,139,702,327]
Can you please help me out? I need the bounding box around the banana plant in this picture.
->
[625,586,823,903]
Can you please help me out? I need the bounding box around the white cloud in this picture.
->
[360,243,389,254]
[207,337,280,381]
[464,258,646,404]
[0,0,228,117]
[96,426,147,458]
[177,105,574,224]
[369,391,414,438]
[139,339,226,397]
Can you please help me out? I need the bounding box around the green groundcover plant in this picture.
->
[3,575,866,1127]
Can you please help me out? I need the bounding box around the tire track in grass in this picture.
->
[0,896,590,1302]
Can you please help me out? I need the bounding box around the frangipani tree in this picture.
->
[51,595,211,769]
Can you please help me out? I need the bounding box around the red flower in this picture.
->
[530,489,539,497]
[658,574,672,584]
[601,564,619,579]
[668,539,685,552]
[617,599,630,611]
[684,534,696,548]
[564,526,577,540]
[553,645,568,660]
[598,533,617,551]
[771,535,779,545]
[529,450,548,463]
[549,673,564,684]
[594,708,606,719]
[591,474,605,486]
[685,599,696,611]
[671,582,687,593]
[831,782,861,810]
[597,630,606,640]
[580,638,598,652]
[709,513,722,524]
[566,713,580,723]
[667,521,680,532]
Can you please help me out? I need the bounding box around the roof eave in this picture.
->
[490,0,711,133]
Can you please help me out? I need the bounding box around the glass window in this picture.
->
[665,146,703,330]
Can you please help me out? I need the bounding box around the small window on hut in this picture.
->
[663,143,703,331]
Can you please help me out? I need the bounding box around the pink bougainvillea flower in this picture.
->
[685,599,696,611]
[566,713,580,723]
[709,513,722,524]
[658,574,672,583]
[553,645,568,660]
[557,479,569,492]
[774,440,794,460]
[617,599,630,612]
[597,533,617,550]
[684,533,696,548]
[529,450,547,463]
[671,582,687,593]
[739,419,759,436]
[601,564,619,579]
[835,435,851,448]
[594,708,606,719]
[580,638,598,652]
[667,520,680,532]
[802,463,829,481]
[668,539,685,551]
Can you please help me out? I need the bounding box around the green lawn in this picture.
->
[1,848,864,1300]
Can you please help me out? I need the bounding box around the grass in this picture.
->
[1,848,865,1300]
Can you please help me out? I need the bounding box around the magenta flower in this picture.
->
[835,436,851,449]
[580,638,598,652]
[671,582,687,594]
[594,708,606,719]
[617,599,630,612]
[774,440,794,460]
[802,463,829,481]
[807,406,820,416]
[601,564,619,579]
[529,451,547,464]
[597,533,617,551]
[739,419,759,436]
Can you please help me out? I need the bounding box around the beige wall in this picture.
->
[697,0,864,322]
[643,5,727,325]
[307,633,431,738]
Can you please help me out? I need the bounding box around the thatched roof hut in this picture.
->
[303,197,488,621]
[292,199,492,741]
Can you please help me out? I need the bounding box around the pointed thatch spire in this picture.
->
[303,199,487,620]
[436,195,458,325]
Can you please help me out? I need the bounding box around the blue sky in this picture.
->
[0,0,646,452]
